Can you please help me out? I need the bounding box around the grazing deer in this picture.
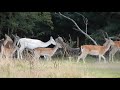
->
[17,36,56,59]
[77,38,115,63]
[33,42,62,60]
[109,40,120,62]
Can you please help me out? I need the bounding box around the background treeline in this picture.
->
[0,12,120,47]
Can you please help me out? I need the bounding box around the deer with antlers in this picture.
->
[77,32,115,63]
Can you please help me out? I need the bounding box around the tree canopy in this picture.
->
[0,12,120,46]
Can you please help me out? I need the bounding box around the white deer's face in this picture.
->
[50,36,56,45]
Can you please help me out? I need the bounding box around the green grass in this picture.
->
[0,57,120,78]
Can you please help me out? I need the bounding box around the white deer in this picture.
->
[33,42,62,60]
[77,38,115,63]
[17,36,56,59]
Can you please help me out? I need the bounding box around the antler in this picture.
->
[105,32,109,39]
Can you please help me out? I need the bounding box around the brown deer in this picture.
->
[77,38,115,63]
[1,34,18,59]
[33,42,62,60]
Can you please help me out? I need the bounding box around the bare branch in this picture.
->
[58,12,98,45]
[75,12,88,33]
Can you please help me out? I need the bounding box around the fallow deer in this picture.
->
[77,38,115,63]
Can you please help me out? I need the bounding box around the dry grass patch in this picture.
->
[0,58,120,78]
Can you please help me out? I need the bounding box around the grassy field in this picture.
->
[0,57,120,78]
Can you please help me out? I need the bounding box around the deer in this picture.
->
[77,33,115,63]
[17,36,56,59]
[1,34,15,59]
[109,36,120,62]
[33,42,62,60]
[11,34,21,58]
[0,34,22,59]
[55,36,81,60]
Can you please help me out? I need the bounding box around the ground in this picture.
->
[0,56,120,78]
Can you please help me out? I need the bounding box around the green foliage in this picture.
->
[0,12,120,44]
[0,12,53,38]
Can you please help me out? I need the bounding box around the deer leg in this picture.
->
[77,55,82,62]
[101,55,106,63]
[109,47,118,62]
[34,51,40,60]
[1,45,4,58]
[109,52,112,62]
[43,55,46,60]
[46,56,50,61]
[18,47,24,59]
[77,53,87,63]
[35,54,40,60]
[112,49,118,62]
[11,47,17,58]
[49,56,52,61]
[69,56,72,62]
[82,56,86,63]
[99,55,101,62]
[44,55,49,61]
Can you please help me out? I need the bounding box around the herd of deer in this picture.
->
[0,33,120,63]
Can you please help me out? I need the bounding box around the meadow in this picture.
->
[0,56,120,78]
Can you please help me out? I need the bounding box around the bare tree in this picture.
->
[74,12,88,34]
[58,12,98,45]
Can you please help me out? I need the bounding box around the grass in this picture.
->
[0,56,120,78]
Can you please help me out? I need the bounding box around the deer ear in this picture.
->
[109,37,111,40]
[50,36,53,39]
[5,34,7,37]
[1,38,4,40]
[105,38,108,41]
[5,34,9,38]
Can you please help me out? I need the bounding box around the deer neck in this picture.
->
[103,42,111,53]
[3,40,8,46]
[13,40,17,48]
[51,45,59,56]
[40,39,52,47]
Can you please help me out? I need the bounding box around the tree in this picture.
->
[0,12,53,39]
[58,12,98,45]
